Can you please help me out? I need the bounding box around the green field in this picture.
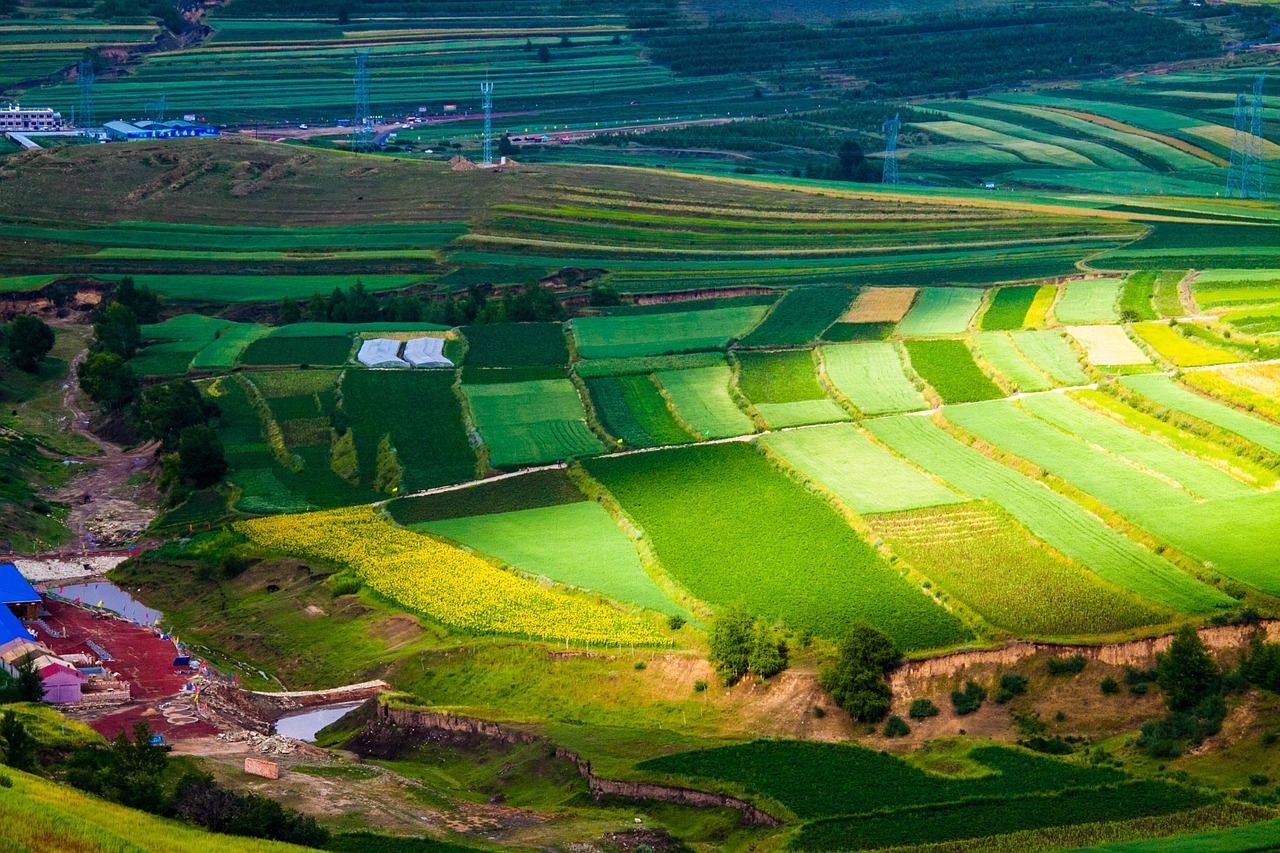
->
[419,502,685,617]
[1054,277,1124,324]
[904,339,1004,404]
[340,370,476,491]
[573,304,769,359]
[240,335,353,366]
[980,285,1040,331]
[1009,330,1090,385]
[464,378,604,467]
[1122,374,1280,456]
[896,287,986,336]
[866,416,1231,613]
[462,323,568,366]
[587,374,696,448]
[738,287,852,347]
[821,343,929,415]
[585,443,972,648]
[1119,272,1160,321]
[973,331,1054,392]
[872,503,1167,637]
[761,424,965,515]
[655,364,757,438]
[387,469,584,524]
[736,350,850,428]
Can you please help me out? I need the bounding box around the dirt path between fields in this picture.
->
[46,349,160,549]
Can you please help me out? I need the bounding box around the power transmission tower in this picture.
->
[882,113,900,185]
[351,49,373,154]
[481,77,494,166]
[145,93,166,123]
[77,59,95,130]
[1228,93,1248,198]
[1247,73,1267,199]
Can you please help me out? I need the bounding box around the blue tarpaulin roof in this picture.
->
[0,564,39,605]
[0,603,28,646]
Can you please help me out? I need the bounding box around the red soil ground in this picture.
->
[31,600,218,740]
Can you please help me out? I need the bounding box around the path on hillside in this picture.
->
[46,349,160,550]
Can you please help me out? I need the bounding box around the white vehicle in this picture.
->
[298,123,309,129]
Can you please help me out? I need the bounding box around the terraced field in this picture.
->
[655,363,756,438]
[896,288,986,336]
[736,350,849,428]
[464,378,603,466]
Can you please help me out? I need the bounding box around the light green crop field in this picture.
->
[895,287,986,336]
[821,343,929,415]
[1009,330,1090,385]
[572,305,769,359]
[1121,374,1280,455]
[761,424,965,515]
[870,502,1168,638]
[866,415,1230,613]
[1018,394,1254,501]
[656,364,756,438]
[464,378,603,467]
[973,332,1054,392]
[190,323,271,370]
[1191,270,1280,309]
[1054,277,1124,324]
[418,502,685,617]
[127,274,428,301]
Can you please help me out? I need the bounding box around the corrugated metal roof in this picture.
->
[0,564,39,605]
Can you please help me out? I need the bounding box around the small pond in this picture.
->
[54,581,163,625]
[274,701,365,742]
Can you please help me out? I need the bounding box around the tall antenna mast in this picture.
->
[1228,92,1248,198]
[882,113,900,185]
[481,77,494,166]
[352,49,373,154]
[77,59,95,131]
[1248,73,1267,199]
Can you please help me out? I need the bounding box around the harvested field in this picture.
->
[841,287,918,323]
[1065,325,1150,366]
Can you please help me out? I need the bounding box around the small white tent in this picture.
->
[357,338,408,368]
[403,337,453,368]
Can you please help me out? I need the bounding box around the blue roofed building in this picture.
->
[0,563,40,620]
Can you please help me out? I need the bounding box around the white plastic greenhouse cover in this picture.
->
[403,336,453,368]
[357,338,408,368]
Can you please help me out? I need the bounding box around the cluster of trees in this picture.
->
[644,8,1220,97]
[94,0,192,34]
[76,278,226,497]
[707,603,787,684]
[3,315,55,373]
[818,623,900,722]
[1137,625,1228,758]
[280,280,565,327]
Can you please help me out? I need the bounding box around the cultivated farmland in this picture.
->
[736,350,849,428]
[572,304,769,359]
[655,363,757,438]
[904,339,1003,404]
[464,378,603,467]
[1054,277,1124,325]
[895,287,986,336]
[585,443,972,648]
[821,343,929,415]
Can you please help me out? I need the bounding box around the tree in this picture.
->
[15,656,44,703]
[589,281,621,307]
[537,45,551,63]
[177,424,227,488]
[113,277,160,325]
[0,710,38,772]
[498,133,519,157]
[306,292,327,322]
[748,623,786,679]
[105,721,168,812]
[93,302,140,359]
[277,297,301,326]
[1158,624,1220,711]
[708,602,754,684]
[140,380,219,447]
[6,315,54,372]
[819,623,900,722]
[79,352,139,411]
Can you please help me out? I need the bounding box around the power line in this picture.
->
[352,49,373,154]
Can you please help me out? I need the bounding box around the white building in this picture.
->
[0,105,64,132]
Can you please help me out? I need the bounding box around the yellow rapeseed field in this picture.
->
[237,506,668,646]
